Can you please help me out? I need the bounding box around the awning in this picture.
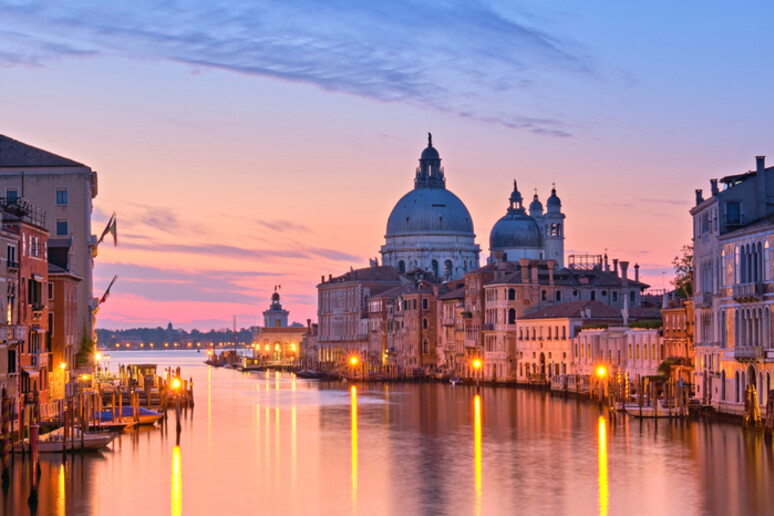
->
[21,367,40,379]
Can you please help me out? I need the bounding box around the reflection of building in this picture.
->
[253,291,305,361]
[0,135,98,345]
[692,156,774,414]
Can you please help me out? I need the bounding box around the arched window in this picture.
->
[612,292,618,302]
[431,260,439,277]
[555,291,561,302]
[444,260,453,278]
[735,371,740,402]
[422,340,428,354]
[398,260,405,273]
[508,288,516,300]
[630,291,635,303]
[541,290,547,301]
[508,309,516,325]
[422,318,428,329]
[590,291,596,301]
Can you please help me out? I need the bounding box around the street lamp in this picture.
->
[596,365,607,405]
[472,359,482,389]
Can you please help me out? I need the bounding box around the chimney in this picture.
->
[710,179,719,196]
[321,275,325,284]
[493,249,504,263]
[306,319,312,328]
[519,258,530,283]
[613,259,619,277]
[329,274,333,281]
[531,261,539,284]
[604,254,609,272]
[662,291,668,309]
[634,263,640,282]
[547,260,556,285]
[695,189,704,205]
[757,156,767,215]
[620,261,629,285]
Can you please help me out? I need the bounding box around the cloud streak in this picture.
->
[0,0,598,135]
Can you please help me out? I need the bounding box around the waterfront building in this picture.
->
[479,256,650,382]
[0,223,23,401]
[47,237,81,399]
[2,198,50,409]
[380,135,480,280]
[436,282,466,375]
[0,135,98,348]
[574,325,663,382]
[661,293,694,386]
[253,291,306,361]
[516,300,621,383]
[317,266,403,367]
[691,156,774,414]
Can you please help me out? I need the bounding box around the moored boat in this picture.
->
[14,427,115,453]
[100,407,164,426]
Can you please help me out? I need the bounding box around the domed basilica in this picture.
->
[380,135,566,279]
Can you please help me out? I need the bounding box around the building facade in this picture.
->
[0,134,98,348]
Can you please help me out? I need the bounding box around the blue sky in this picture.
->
[2,1,772,328]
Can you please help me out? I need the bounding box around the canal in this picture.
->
[2,350,773,515]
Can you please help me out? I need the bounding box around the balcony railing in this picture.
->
[735,346,765,361]
[733,282,764,302]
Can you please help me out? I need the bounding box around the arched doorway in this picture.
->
[539,352,546,379]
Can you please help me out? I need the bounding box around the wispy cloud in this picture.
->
[123,239,362,262]
[256,219,310,233]
[0,1,598,136]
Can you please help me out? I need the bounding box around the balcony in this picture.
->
[6,260,18,270]
[733,282,764,302]
[735,346,764,361]
[482,323,495,331]
[442,317,456,326]
[30,351,49,369]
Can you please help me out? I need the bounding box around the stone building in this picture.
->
[0,135,98,346]
[47,237,81,399]
[489,182,566,266]
[0,223,24,401]
[691,156,774,414]
[253,291,306,361]
[380,135,480,280]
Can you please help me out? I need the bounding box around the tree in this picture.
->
[672,244,693,298]
[76,329,95,367]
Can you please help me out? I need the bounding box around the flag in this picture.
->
[98,212,117,246]
[100,275,118,304]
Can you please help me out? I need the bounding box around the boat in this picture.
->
[14,427,115,453]
[239,357,264,371]
[626,400,686,418]
[294,369,321,379]
[100,407,164,426]
[450,377,463,386]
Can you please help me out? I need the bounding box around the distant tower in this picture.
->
[263,290,289,328]
[544,184,566,267]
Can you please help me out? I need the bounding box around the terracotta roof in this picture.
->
[438,286,466,300]
[322,266,402,285]
[521,300,621,320]
[0,135,84,168]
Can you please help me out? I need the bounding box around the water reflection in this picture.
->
[171,445,182,516]
[598,416,608,516]
[474,394,482,516]
[3,351,774,516]
[351,385,358,509]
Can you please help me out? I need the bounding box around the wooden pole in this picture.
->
[1,388,8,484]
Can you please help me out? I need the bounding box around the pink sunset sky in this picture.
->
[2,1,773,330]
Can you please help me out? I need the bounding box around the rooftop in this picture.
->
[0,135,85,168]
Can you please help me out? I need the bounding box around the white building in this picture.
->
[380,134,480,280]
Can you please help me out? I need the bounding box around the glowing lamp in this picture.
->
[172,378,181,390]
[472,359,482,369]
[597,366,606,378]
[350,356,359,366]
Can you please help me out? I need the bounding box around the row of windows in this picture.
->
[5,187,68,205]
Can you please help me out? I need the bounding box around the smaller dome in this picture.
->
[529,193,543,215]
[271,292,280,301]
[547,185,561,213]
[490,212,543,250]
[421,145,440,161]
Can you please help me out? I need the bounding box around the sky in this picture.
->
[2,1,774,330]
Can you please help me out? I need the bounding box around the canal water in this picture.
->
[2,350,773,515]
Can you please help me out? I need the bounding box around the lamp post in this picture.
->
[349,356,359,380]
[172,376,182,442]
[596,365,607,406]
[472,359,482,389]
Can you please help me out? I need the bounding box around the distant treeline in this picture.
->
[96,325,256,346]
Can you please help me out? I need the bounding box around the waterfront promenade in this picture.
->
[2,350,773,515]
